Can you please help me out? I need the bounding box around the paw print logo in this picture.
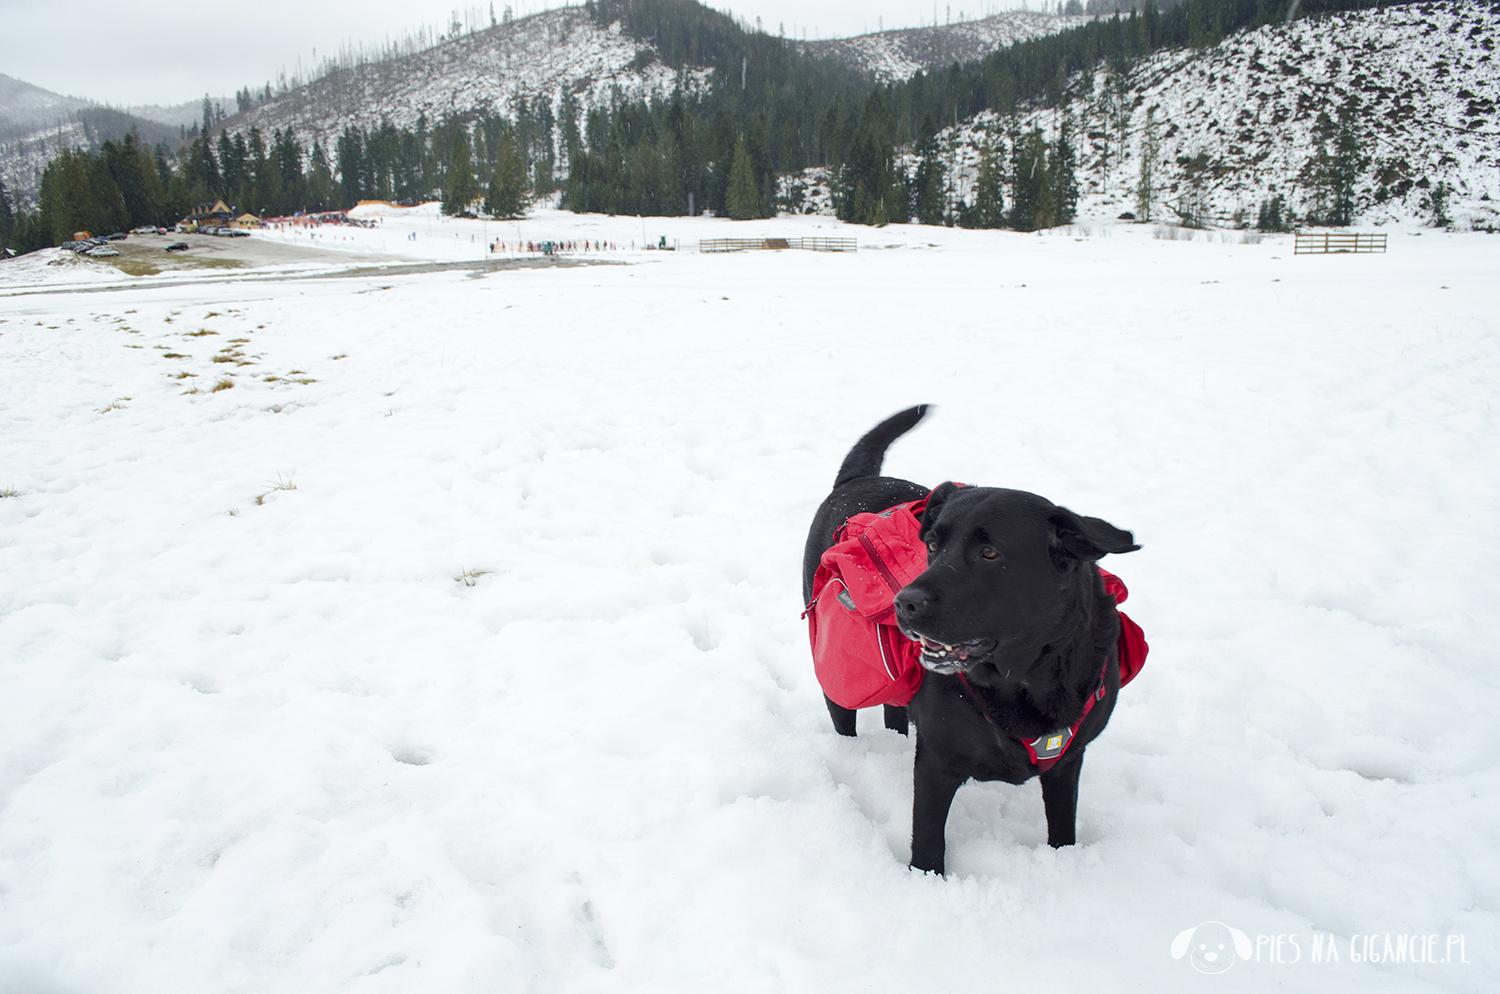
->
[1171,921,1253,974]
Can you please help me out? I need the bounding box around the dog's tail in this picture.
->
[834,405,930,487]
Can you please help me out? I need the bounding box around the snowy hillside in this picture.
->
[0,74,93,133]
[230,7,1097,149]
[796,11,1095,85]
[933,1,1500,229]
[1,119,88,206]
[224,8,709,155]
[0,76,92,205]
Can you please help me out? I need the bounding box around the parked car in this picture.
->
[85,245,120,257]
[104,232,128,241]
[165,242,190,252]
[224,228,250,237]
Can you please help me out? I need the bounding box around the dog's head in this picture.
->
[893,482,1139,678]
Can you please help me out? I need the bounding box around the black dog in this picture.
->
[802,406,1140,874]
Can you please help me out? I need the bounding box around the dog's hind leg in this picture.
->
[1040,753,1084,848]
[883,704,909,735]
[825,695,858,736]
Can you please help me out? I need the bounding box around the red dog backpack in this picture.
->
[804,498,930,710]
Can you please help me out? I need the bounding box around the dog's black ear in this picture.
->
[1048,507,1140,564]
[919,481,962,539]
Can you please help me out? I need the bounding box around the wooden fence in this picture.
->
[698,237,857,253]
[1294,232,1387,255]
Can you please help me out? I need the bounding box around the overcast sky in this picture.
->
[1,0,1034,108]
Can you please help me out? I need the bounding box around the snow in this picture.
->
[2,207,1498,992]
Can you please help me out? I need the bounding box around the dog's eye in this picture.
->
[926,540,938,554]
[981,546,999,560]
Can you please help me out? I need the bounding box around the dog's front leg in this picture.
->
[1039,752,1084,848]
[910,736,965,874]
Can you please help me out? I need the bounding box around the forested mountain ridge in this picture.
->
[221,7,706,161]
[905,0,1500,229]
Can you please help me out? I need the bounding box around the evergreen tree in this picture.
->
[40,148,99,241]
[1051,113,1079,226]
[1328,104,1366,227]
[1135,106,1159,222]
[1427,181,1451,229]
[833,91,901,226]
[911,116,946,225]
[307,141,336,210]
[184,136,221,203]
[248,128,280,217]
[966,138,1007,229]
[0,177,13,250]
[1298,136,1334,226]
[1010,129,1052,232]
[1175,151,1209,227]
[9,205,51,254]
[441,126,479,215]
[218,131,246,201]
[336,126,365,208]
[101,131,165,228]
[274,128,306,213]
[725,138,759,220]
[483,127,531,218]
[86,153,130,234]
[1256,194,1289,232]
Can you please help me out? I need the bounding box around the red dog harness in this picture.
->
[804,495,1147,770]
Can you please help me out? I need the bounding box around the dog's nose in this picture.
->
[894,587,928,621]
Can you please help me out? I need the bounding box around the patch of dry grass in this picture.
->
[255,473,297,505]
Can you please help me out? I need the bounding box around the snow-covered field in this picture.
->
[2,207,1497,993]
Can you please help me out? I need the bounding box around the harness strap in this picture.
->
[957,665,1109,772]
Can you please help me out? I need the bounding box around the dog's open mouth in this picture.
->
[909,634,995,674]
